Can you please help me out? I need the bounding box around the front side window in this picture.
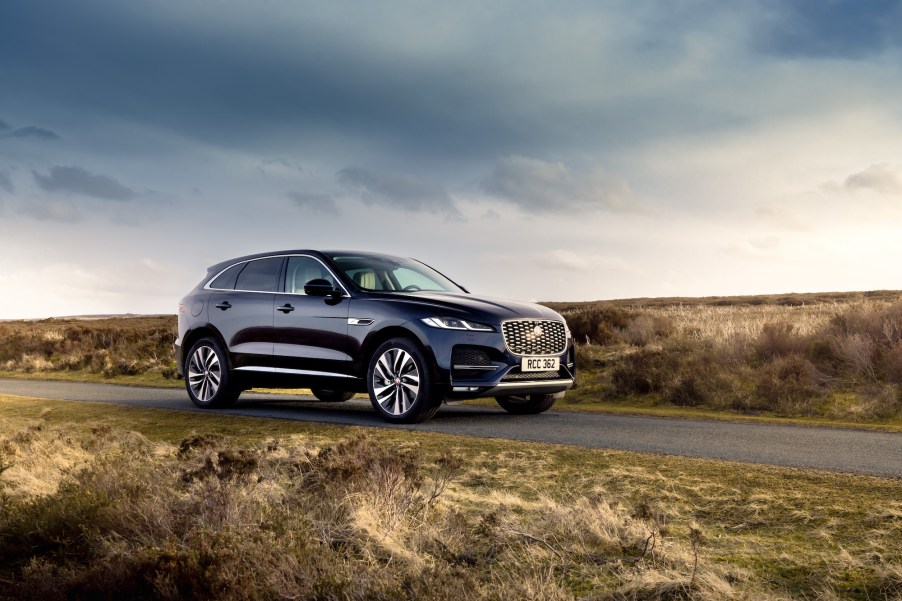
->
[284,256,337,294]
[330,255,463,293]
[234,257,282,292]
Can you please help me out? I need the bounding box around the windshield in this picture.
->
[329,254,465,293]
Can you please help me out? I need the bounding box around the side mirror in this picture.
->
[304,279,343,302]
[304,278,337,297]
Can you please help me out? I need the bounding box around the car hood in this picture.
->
[366,291,563,323]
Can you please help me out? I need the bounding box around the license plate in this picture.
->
[521,357,560,372]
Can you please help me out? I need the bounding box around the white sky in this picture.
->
[2,1,902,318]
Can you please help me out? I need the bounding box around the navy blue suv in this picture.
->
[176,251,575,423]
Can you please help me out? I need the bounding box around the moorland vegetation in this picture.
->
[0,399,899,600]
[2,290,902,423]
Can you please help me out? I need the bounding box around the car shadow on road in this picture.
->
[230,397,519,425]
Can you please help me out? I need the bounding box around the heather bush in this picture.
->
[755,354,824,415]
[754,322,804,359]
[0,316,177,379]
[0,426,749,601]
[569,296,902,420]
[564,306,630,344]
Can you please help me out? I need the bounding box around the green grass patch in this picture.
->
[0,369,181,389]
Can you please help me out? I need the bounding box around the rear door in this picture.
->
[207,256,283,370]
[272,255,353,378]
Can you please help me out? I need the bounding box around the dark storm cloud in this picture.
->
[5,126,61,141]
[0,1,533,161]
[0,119,9,132]
[0,1,746,166]
[33,166,136,201]
[287,191,340,217]
[337,167,457,214]
[758,0,902,59]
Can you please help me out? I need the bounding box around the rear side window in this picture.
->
[208,263,244,290]
[234,257,282,292]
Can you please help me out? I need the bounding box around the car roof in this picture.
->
[205,249,407,273]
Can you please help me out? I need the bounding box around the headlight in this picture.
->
[421,317,495,332]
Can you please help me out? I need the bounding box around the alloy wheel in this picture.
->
[187,344,221,402]
[372,347,420,415]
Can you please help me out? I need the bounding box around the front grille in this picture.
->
[502,370,562,381]
[501,320,567,355]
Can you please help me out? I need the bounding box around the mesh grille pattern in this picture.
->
[452,347,492,367]
[502,370,562,381]
[502,320,567,355]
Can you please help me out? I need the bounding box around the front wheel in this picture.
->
[495,393,557,415]
[311,388,355,402]
[184,337,240,408]
[367,338,441,423]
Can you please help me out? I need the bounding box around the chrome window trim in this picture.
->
[205,254,351,298]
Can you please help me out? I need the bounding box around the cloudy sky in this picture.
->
[2,0,902,318]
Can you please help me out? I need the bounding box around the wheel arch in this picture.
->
[181,325,231,370]
[358,325,439,382]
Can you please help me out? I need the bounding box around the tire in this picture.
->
[495,393,558,415]
[184,337,240,408]
[367,337,441,423]
[311,388,355,402]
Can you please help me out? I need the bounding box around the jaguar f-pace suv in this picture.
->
[175,250,575,423]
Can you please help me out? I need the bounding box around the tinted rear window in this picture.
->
[234,257,282,292]
[208,263,244,290]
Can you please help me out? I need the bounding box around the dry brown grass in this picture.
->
[0,315,177,382]
[3,395,902,599]
[552,293,902,423]
[0,424,763,601]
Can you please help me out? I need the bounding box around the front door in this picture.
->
[272,255,352,378]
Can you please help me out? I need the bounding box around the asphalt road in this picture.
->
[1,378,900,477]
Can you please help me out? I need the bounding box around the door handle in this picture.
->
[277,303,295,314]
[215,301,232,311]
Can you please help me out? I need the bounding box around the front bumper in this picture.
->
[452,375,574,399]
[410,320,576,401]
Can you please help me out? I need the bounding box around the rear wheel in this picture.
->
[311,388,355,402]
[184,337,240,408]
[367,338,441,423]
[495,393,557,415]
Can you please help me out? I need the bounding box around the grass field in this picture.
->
[2,289,902,427]
[551,291,902,426]
[1,393,900,600]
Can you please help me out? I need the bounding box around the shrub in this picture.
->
[621,315,675,347]
[756,354,823,414]
[564,306,630,345]
[755,321,804,359]
[610,349,672,396]
[881,342,902,385]
[0,316,177,378]
[832,333,878,382]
